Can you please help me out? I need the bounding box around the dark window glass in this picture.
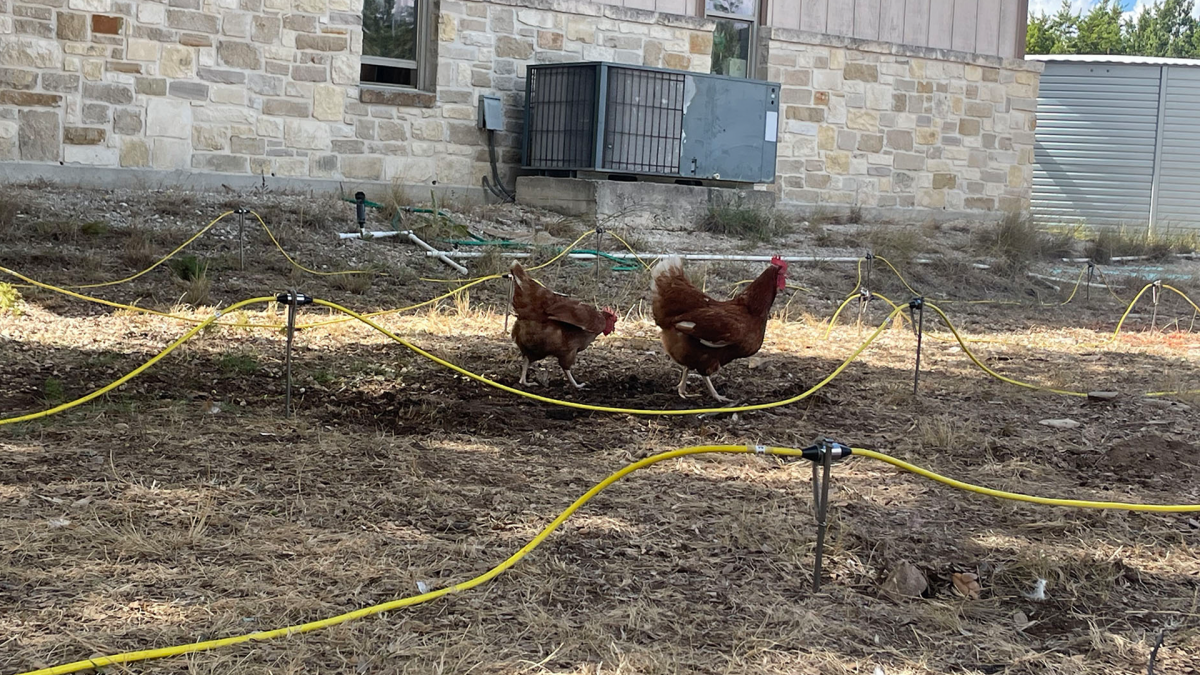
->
[361,62,417,87]
[711,19,751,78]
[363,0,418,62]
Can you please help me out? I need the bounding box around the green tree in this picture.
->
[1074,0,1126,53]
[1026,12,1061,54]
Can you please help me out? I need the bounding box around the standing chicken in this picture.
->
[651,255,788,402]
[509,262,618,389]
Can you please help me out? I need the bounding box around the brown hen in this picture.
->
[509,262,617,389]
[651,255,787,402]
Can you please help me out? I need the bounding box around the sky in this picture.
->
[1028,0,1200,21]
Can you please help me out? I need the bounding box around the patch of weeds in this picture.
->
[544,215,585,239]
[33,220,81,241]
[864,223,924,264]
[973,213,1075,268]
[156,191,197,217]
[0,282,24,316]
[170,255,211,306]
[0,194,21,232]
[311,369,334,385]
[697,203,792,242]
[330,272,373,295]
[80,221,108,236]
[218,353,260,376]
[122,229,159,270]
[42,377,66,405]
[1085,226,1199,263]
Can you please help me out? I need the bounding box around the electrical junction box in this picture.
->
[521,62,780,184]
[478,95,503,130]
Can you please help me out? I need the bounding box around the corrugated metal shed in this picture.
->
[1030,55,1200,230]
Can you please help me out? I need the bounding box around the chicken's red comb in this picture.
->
[770,256,787,268]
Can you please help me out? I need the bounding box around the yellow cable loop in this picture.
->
[313,298,905,415]
[9,211,235,291]
[850,447,1200,511]
[419,230,598,284]
[925,301,1089,397]
[822,291,864,340]
[249,211,370,276]
[19,443,1200,675]
[0,297,276,426]
[0,265,286,329]
[874,255,922,297]
[604,230,654,270]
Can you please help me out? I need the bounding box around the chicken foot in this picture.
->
[518,358,536,387]
[564,369,587,390]
[676,368,694,399]
[702,376,733,404]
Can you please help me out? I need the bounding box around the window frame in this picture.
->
[360,0,436,93]
[703,0,760,79]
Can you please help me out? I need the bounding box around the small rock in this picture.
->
[47,517,71,528]
[1013,611,1030,629]
[882,560,927,599]
[1039,418,1080,429]
[1087,391,1119,401]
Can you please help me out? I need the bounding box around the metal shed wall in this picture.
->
[1032,59,1200,231]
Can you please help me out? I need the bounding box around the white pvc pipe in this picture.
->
[404,231,470,275]
[339,229,469,275]
[427,250,992,270]
[337,231,402,240]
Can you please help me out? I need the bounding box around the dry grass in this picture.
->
[1085,225,1200,263]
[973,214,1078,268]
[330,272,373,295]
[3,185,1200,675]
[697,203,792,242]
[864,223,925,264]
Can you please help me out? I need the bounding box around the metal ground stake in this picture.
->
[1151,280,1162,332]
[909,297,925,395]
[1086,262,1094,304]
[235,208,249,270]
[812,443,834,593]
[278,291,313,417]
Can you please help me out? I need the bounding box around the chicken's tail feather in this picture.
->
[650,255,684,294]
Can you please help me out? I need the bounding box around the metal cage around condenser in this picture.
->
[522,62,779,184]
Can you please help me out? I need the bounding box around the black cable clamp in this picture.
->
[1152,279,1163,305]
[858,287,872,303]
[275,291,314,306]
[354,191,367,229]
[594,225,606,235]
[233,207,250,215]
[796,438,853,464]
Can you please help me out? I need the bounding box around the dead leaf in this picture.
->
[882,561,927,599]
[951,572,981,599]
[1039,418,1080,429]
[1013,611,1030,629]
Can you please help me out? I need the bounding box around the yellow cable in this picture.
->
[822,291,864,339]
[0,297,275,426]
[604,230,653,270]
[314,299,905,415]
[850,448,1200,511]
[420,230,597,284]
[875,255,922,297]
[925,301,1089,397]
[249,211,370,276]
[11,212,234,290]
[20,443,1200,675]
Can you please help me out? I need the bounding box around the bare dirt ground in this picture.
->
[2,184,1200,675]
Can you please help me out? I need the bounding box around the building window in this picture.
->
[706,0,756,78]
[362,0,432,90]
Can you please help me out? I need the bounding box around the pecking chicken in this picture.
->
[509,262,618,389]
[651,255,788,402]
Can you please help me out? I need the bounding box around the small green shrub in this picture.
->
[43,377,65,404]
[218,353,260,376]
[330,272,373,294]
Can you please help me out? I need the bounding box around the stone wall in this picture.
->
[763,28,1042,217]
[0,0,1041,220]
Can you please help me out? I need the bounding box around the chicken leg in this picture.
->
[564,369,587,390]
[518,358,534,386]
[702,376,733,404]
[676,367,693,399]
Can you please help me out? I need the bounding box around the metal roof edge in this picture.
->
[1026,53,1200,67]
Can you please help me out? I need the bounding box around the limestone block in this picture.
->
[64,144,118,165]
[18,109,60,161]
[219,41,260,69]
[152,137,190,169]
[146,98,192,138]
[63,126,105,145]
[119,137,149,167]
[284,118,331,150]
[313,84,343,121]
[160,45,195,78]
[138,4,166,24]
[114,108,142,134]
[1,36,62,68]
